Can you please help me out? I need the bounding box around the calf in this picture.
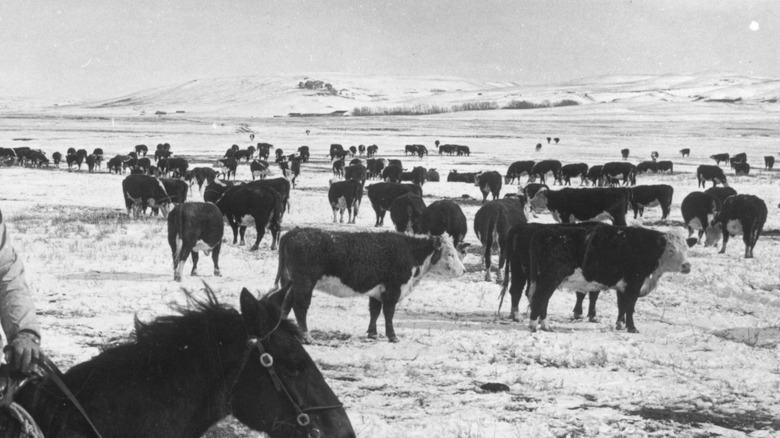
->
[367,182,422,226]
[419,200,468,248]
[529,187,630,226]
[601,162,636,186]
[426,168,440,182]
[529,160,562,184]
[168,157,189,179]
[328,179,362,224]
[630,184,674,219]
[389,193,426,233]
[710,153,729,165]
[505,160,535,184]
[271,228,465,343]
[680,148,690,157]
[526,224,690,333]
[475,170,502,203]
[681,191,721,245]
[705,194,767,258]
[473,196,527,282]
[697,165,728,187]
[167,202,223,281]
[214,184,282,251]
[559,163,588,185]
[764,156,775,170]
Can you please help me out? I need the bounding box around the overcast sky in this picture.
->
[1,0,777,99]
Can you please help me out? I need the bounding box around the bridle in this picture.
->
[231,326,344,432]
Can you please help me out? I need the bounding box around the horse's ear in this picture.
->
[265,288,288,310]
[240,288,259,322]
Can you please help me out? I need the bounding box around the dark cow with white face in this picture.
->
[419,200,468,248]
[216,158,238,180]
[475,171,502,203]
[271,228,466,343]
[630,184,674,219]
[505,160,535,185]
[473,196,528,282]
[681,191,721,246]
[559,163,588,186]
[214,184,282,251]
[697,165,728,188]
[122,174,174,218]
[525,224,690,333]
[704,194,767,258]
[328,179,362,224]
[167,202,223,281]
[529,187,630,226]
[367,182,422,226]
[389,193,426,233]
[250,159,270,180]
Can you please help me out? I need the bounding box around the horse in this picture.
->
[13,288,355,438]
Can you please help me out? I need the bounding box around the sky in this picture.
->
[1,0,777,100]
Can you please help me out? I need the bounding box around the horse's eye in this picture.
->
[284,368,301,377]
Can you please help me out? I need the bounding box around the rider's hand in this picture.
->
[4,330,40,374]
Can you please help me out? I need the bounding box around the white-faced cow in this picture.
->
[630,184,674,219]
[214,184,282,251]
[473,196,528,282]
[328,179,362,224]
[389,193,426,233]
[250,159,270,180]
[167,202,223,281]
[366,182,422,226]
[216,158,238,180]
[704,194,767,258]
[529,187,630,226]
[697,165,728,188]
[681,191,721,246]
[271,227,465,343]
[475,171,502,203]
[419,200,468,248]
[122,174,174,218]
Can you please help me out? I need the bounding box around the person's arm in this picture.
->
[0,220,41,373]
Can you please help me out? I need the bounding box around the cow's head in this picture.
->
[703,220,723,247]
[427,235,466,278]
[528,188,548,211]
[660,229,692,274]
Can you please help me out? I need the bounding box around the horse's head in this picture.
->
[233,288,355,438]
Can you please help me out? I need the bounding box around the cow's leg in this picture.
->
[239,225,247,246]
[615,292,627,331]
[661,202,670,219]
[226,217,239,244]
[378,209,386,226]
[508,269,526,322]
[288,282,314,344]
[622,288,641,333]
[190,251,200,276]
[587,291,600,322]
[573,292,586,320]
[211,243,222,277]
[373,206,382,227]
[529,280,555,332]
[382,298,399,343]
[367,297,382,339]
[483,242,492,282]
[176,250,191,282]
[250,223,264,251]
[719,230,730,254]
[339,208,344,223]
[331,207,337,223]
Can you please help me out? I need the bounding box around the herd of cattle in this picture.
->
[3,139,776,341]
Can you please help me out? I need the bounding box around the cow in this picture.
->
[505,161,535,185]
[535,143,542,152]
[529,187,630,226]
[328,179,362,224]
[156,158,170,177]
[150,178,188,216]
[366,159,385,180]
[202,179,239,204]
[416,145,428,159]
[271,227,466,343]
[475,171,502,203]
[426,168,440,182]
[419,200,468,248]
[389,193,426,233]
[213,184,282,251]
[332,157,346,179]
[107,155,125,174]
[704,194,767,259]
[765,156,775,170]
[710,153,730,165]
[697,165,728,188]
[437,143,457,156]
[187,167,218,192]
[546,137,551,144]
[358,144,366,156]
[650,151,659,161]
[216,158,238,180]
[409,166,426,186]
[680,148,690,157]
[559,163,588,186]
[345,163,367,186]
[524,224,690,333]
[630,184,674,219]
[729,153,747,168]
[636,161,658,174]
[86,154,98,173]
[733,162,750,175]
[52,151,62,166]
[154,149,172,162]
[704,186,737,204]
[681,191,721,245]
[166,202,223,281]
[657,161,674,174]
[585,165,604,186]
[233,148,253,162]
[122,174,174,218]
[167,157,189,179]
[529,160,562,184]
[348,146,357,157]
[601,162,636,186]
[621,148,630,160]
[247,177,292,221]
[250,159,270,180]
[367,182,422,227]
[135,144,148,156]
[297,145,310,162]
[522,183,548,201]
[92,148,104,158]
[446,170,480,183]
[404,145,418,156]
[329,144,345,161]
[382,165,402,183]
[289,156,302,188]
[455,145,470,156]
[473,196,527,282]
[256,143,273,161]
[366,144,378,157]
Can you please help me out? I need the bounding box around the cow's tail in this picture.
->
[497,228,514,314]
[174,204,185,271]
[272,236,286,290]
[270,193,283,250]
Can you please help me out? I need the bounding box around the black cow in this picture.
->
[437,143,457,155]
[523,183,548,201]
[202,179,239,204]
[167,202,223,281]
[446,170,480,183]
[156,158,170,177]
[650,151,659,161]
[233,149,253,162]
[289,156,302,188]
[250,159,270,180]
[366,144,378,157]
[764,156,775,170]
[329,144,345,161]
[636,161,658,174]
[135,144,148,156]
[529,187,630,226]
[256,143,272,161]
[66,147,76,156]
[66,153,84,170]
[92,148,104,158]
[559,163,588,186]
[680,148,690,157]
[344,163,367,186]
[710,153,730,165]
[214,184,282,251]
[630,184,673,219]
[535,143,542,152]
[681,191,721,245]
[621,148,630,160]
[473,196,527,282]
[151,178,188,216]
[216,158,238,180]
[524,224,690,333]
[297,146,310,162]
[733,162,750,175]
[271,228,465,343]
[332,157,346,179]
[505,160,535,184]
[382,165,402,183]
[704,194,767,259]
[404,145,418,156]
[697,165,728,188]
[585,165,604,186]
[601,162,636,186]
[419,200,468,248]
[475,171,502,203]
[122,175,174,218]
[366,159,385,180]
[154,149,172,162]
[188,167,218,192]
[328,179,362,224]
[367,183,422,227]
[704,186,737,204]
[416,145,428,159]
[167,157,189,179]
[657,161,674,174]
[107,155,125,174]
[729,153,747,168]
[86,154,98,173]
[456,145,470,156]
[529,160,562,184]
[411,166,427,186]
[247,177,291,221]
[52,151,62,166]
[389,193,426,233]
[358,144,366,156]
[426,169,440,182]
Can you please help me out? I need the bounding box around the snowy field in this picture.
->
[1,101,779,437]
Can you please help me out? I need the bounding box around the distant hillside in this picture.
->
[13,73,780,117]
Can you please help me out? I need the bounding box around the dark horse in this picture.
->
[13,288,355,438]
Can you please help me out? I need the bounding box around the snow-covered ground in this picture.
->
[1,99,779,437]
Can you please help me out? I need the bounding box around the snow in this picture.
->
[1,76,779,437]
